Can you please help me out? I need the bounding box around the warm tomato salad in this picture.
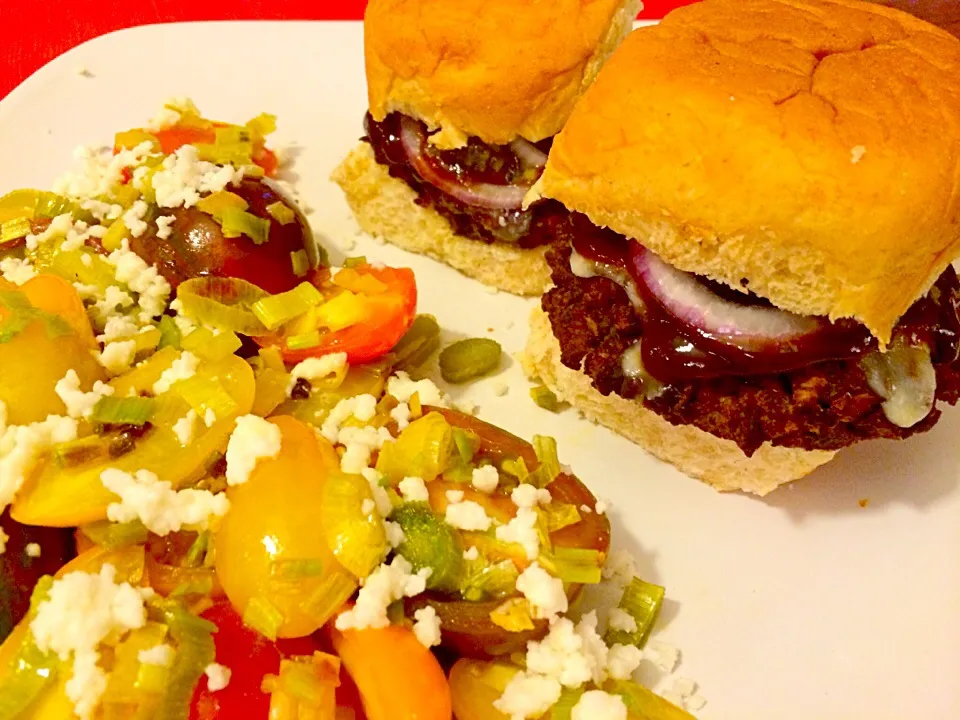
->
[0,102,697,720]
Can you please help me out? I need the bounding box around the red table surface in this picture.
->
[0,0,696,101]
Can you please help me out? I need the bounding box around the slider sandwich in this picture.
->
[334,0,640,295]
[523,0,960,494]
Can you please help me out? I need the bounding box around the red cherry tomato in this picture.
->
[188,601,316,720]
[257,265,418,365]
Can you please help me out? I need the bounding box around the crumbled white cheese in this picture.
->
[203,408,217,427]
[155,215,176,241]
[54,142,156,201]
[496,507,540,560]
[386,372,447,406]
[851,145,867,164]
[55,369,115,420]
[338,425,393,475]
[30,564,151,720]
[463,546,479,561]
[398,476,430,503]
[107,240,171,320]
[101,468,230,536]
[287,353,348,396]
[607,607,638,634]
[152,351,199,395]
[602,549,637,583]
[24,213,74,251]
[138,643,175,667]
[390,402,411,430]
[445,498,492,531]
[512,484,552,509]
[516,563,567,620]
[362,468,394,518]
[96,313,139,343]
[97,339,137,375]
[334,556,431,631]
[595,500,608,515]
[607,643,643,680]
[361,498,376,516]
[646,640,680,673]
[572,690,627,720]
[320,394,378,444]
[0,414,79,512]
[446,489,465,504]
[384,520,405,548]
[412,606,442,648]
[122,200,150,238]
[224,415,283,486]
[471,464,500,493]
[25,542,41,558]
[172,410,198,446]
[493,672,562,720]
[0,256,37,285]
[152,145,241,209]
[204,663,232,692]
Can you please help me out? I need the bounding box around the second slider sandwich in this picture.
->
[524,0,960,494]
[333,0,639,295]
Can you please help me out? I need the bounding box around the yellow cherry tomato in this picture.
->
[0,274,104,425]
[215,415,352,638]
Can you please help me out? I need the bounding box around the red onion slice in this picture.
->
[629,243,821,351]
[399,116,530,210]
[509,138,548,169]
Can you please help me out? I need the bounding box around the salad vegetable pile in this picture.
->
[0,101,701,720]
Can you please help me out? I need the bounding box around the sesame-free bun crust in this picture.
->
[332,144,551,295]
[364,0,640,148]
[522,307,836,495]
[537,0,960,346]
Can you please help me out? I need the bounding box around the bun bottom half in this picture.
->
[521,306,836,495]
[332,144,551,296]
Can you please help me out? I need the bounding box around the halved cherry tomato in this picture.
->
[189,601,317,720]
[257,264,417,365]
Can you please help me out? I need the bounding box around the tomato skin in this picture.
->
[259,265,418,366]
[188,601,317,720]
[152,124,278,178]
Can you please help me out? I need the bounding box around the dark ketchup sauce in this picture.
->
[568,214,960,383]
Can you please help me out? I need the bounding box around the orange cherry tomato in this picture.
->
[257,264,418,366]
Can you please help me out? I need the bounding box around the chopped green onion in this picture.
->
[286,330,321,350]
[0,578,57,720]
[606,577,665,649]
[267,202,296,226]
[53,434,110,468]
[181,327,242,362]
[221,208,271,245]
[608,680,695,720]
[300,564,358,627]
[389,314,440,378]
[393,502,463,592]
[549,688,585,720]
[459,557,520,603]
[196,128,254,167]
[114,128,160,151]
[376,411,456,483]
[528,435,561,488]
[320,473,387,577]
[135,661,170,694]
[439,337,502,383]
[252,282,323,330]
[452,428,481,464]
[0,291,72,344]
[184,532,209,568]
[102,217,129,252]
[541,503,582,533]
[289,249,309,277]
[246,113,277,140]
[157,315,182,350]
[196,190,248,221]
[243,595,286,640]
[91,396,156,425]
[174,376,237,420]
[80,519,149,550]
[539,547,603,584]
[155,600,217,720]
[530,384,562,412]
[489,597,535,632]
[342,256,367,268]
[169,576,216,598]
[501,456,529,483]
[1,217,31,244]
[177,276,270,335]
[271,558,325,580]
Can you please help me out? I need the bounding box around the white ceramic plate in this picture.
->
[1,20,958,720]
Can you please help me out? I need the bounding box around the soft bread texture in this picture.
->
[364,0,640,148]
[536,0,960,346]
[522,307,837,495]
[332,144,551,295]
